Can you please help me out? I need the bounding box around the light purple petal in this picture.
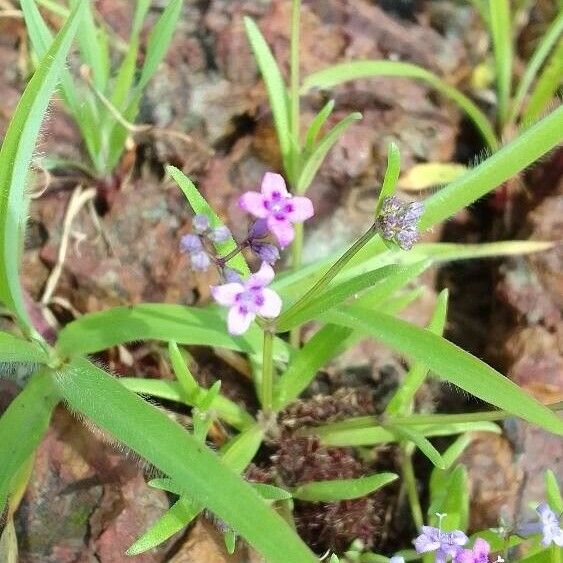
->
[389,557,405,563]
[414,534,440,554]
[180,234,202,253]
[286,196,314,222]
[227,306,254,335]
[257,288,282,318]
[267,216,294,248]
[239,192,268,218]
[450,531,469,546]
[192,214,210,233]
[223,268,243,284]
[473,538,490,556]
[209,225,231,243]
[537,503,552,519]
[191,251,210,271]
[211,283,244,306]
[553,529,563,547]
[247,262,275,289]
[261,172,288,199]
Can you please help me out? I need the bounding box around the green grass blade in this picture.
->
[119,378,254,431]
[56,358,316,563]
[296,112,362,194]
[392,426,445,468]
[0,2,83,334]
[521,38,563,127]
[135,0,183,93]
[0,370,59,512]
[419,105,563,230]
[374,142,401,216]
[510,11,563,124]
[292,472,398,502]
[167,165,250,277]
[302,61,498,149]
[0,332,49,364]
[168,341,199,400]
[244,17,291,170]
[324,308,563,435]
[274,324,352,409]
[132,0,151,35]
[304,99,335,153]
[55,304,256,357]
[489,0,513,126]
[428,465,469,531]
[385,289,448,415]
[545,469,563,513]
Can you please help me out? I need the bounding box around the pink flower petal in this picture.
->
[247,262,275,288]
[211,283,244,306]
[261,172,289,199]
[239,192,268,218]
[286,196,314,222]
[257,288,282,318]
[227,306,254,335]
[267,216,294,248]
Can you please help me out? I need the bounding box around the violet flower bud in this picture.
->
[209,225,231,243]
[250,241,280,265]
[223,268,243,284]
[192,214,210,234]
[376,196,424,251]
[190,251,211,271]
[180,234,202,254]
[248,218,269,240]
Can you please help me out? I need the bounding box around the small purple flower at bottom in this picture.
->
[454,538,490,563]
[239,172,314,248]
[376,196,424,251]
[519,502,563,546]
[414,525,468,563]
[211,262,282,335]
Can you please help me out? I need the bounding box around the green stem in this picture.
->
[552,543,562,563]
[260,330,275,411]
[401,444,424,528]
[290,0,301,147]
[277,223,378,330]
[289,222,304,347]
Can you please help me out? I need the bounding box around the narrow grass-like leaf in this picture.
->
[545,469,563,513]
[521,39,563,126]
[419,105,563,230]
[135,0,183,93]
[0,2,83,334]
[428,465,469,531]
[296,112,362,194]
[510,11,563,124]
[166,165,250,276]
[132,0,151,36]
[220,424,264,474]
[0,332,48,364]
[56,304,254,357]
[119,378,254,431]
[489,0,513,126]
[168,342,199,400]
[304,99,335,153]
[292,473,398,502]
[252,483,292,501]
[244,17,291,168]
[0,370,59,512]
[56,359,316,563]
[374,143,401,215]
[391,426,445,468]
[302,61,498,149]
[274,324,352,409]
[385,289,448,415]
[324,308,563,435]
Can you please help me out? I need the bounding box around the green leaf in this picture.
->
[135,0,183,94]
[219,424,264,475]
[385,289,448,415]
[168,342,199,400]
[510,10,563,124]
[428,465,469,532]
[521,39,563,127]
[131,0,151,36]
[0,371,59,512]
[166,165,250,277]
[302,61,498,149]
[296,112,362,194]
[251,483,292,502]
[545,469,563,513]
[489,0,513,126]
[0,332,49,364]
[0,2,83,334]
[243,17,291,171]
[304,100,335,153]
[391,426,445,469]
[55,304,254,357]
[119,378,254,431]
[419,105,563,230]
[374,142,401,215]
[324,308,563,435]
[291,472,398,502]
[56,358,316,563]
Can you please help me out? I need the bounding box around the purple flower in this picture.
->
[414,525,468,563]
[520,503,563,546]
[249,241,280,265]
[454,538,490,563]
[239,172,314,248]
[211,262,282,335]
[223,268,243,284]
[180,234,211,271]
[389,557,405,563]
[209,225,231,243]
[193,214,210,234]
[376,196,424,251]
